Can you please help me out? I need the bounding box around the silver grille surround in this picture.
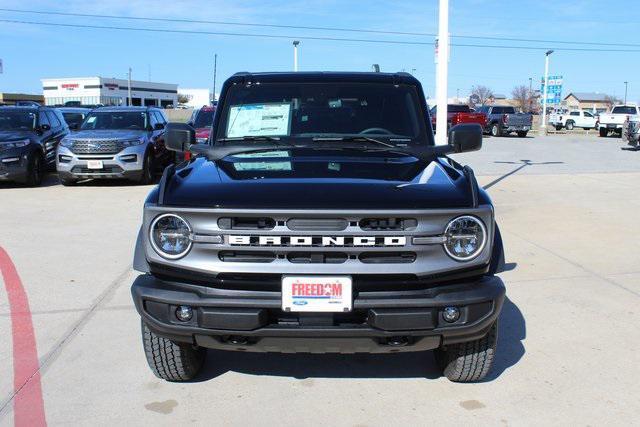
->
[143,206,495,277]
[69,138,126,154]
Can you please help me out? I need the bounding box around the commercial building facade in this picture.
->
[0,92,44,105]
[563,92,612,114]
[41,77,178,107]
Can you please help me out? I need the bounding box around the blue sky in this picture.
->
[0,0,638,102]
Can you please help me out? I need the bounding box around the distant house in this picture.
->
[564,92,612,114]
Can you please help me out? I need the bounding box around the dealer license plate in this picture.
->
[282,276,352,312]
[87,160,103,169]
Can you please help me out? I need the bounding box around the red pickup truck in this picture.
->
[430,104,487,132]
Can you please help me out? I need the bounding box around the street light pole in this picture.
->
[435,0,449,146]
[541,50,553,134]
[293,41,300,72]
[213,53,218,104]
[127,67,132,106]
[624,81,628,104]
[528,77,532,112]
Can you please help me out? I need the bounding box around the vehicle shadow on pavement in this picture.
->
[483,160,564,190]
[194,297,525,382]
[483,296,526,382]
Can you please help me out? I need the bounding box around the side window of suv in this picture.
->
[153,111,166,125]
[148,111,159,129]
[38,111,51,128]
[46,110,61,128]
[570,111,580,116]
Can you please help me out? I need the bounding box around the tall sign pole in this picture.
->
[213,53,218,103]
[435,0,449,146]
[293,41,300,72]
[541,50,553,134]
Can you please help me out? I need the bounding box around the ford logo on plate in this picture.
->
[293,300,308,306]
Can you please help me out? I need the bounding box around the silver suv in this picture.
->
[56,106,173,185]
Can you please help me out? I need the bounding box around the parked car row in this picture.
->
[430,104,533,138]
[0,105,215,187]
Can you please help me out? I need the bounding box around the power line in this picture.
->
[2,18,640,52]
[1,7,640,48]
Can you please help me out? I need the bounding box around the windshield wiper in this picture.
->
[312,136,395,148]
[216,136,282,143]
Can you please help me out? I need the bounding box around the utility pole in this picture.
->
[293,41,300,72]
[148,64,151,82]
[624,81,628,104]
[541,50,553,135]
[528,77,533,112]
[127,67,132,106]
[213,53,218,103]
[435,0,449,146]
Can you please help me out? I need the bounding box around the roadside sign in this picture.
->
[541,75,563,105]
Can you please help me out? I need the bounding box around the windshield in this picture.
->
[611,106,637,115]
[80,111,147,130]
[217,82,427,144]
[0,110,37,130]
[193,109,215,128]
[62,112,86,128]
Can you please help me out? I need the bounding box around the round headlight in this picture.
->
[443,215,487,261]
[150,214,192,259]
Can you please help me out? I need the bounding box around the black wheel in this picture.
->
[25,152,43,187]
[435,321,498,382]
[599,128,608,137]
[138,150,155,184]
[59,175,77,186]
[141,321,206,382]
[516,131,528,138]
[490,123,501,137]
[566,121,574,131]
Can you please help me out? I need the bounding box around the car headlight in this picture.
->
[443,215,487,261]
[121,138,145,147]
[60,137,74,148]
[150,214,192,259]
[0,139,30,149]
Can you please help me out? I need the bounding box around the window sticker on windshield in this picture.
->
[233,161,292,172]
[234,151,290,158]
[226,103,291,137]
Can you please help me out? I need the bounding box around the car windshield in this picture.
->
[0,110,37,130]
[80,111,147,130]
[62,112,86,128]
[193,109,215,128]
[217,82,427,144]
[611,106,637,114]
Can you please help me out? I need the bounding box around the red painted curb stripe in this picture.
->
[0,247,46,427]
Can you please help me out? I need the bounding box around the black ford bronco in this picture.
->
[131,72,506,382]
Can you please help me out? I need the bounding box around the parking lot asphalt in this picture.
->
[0,134,639,425]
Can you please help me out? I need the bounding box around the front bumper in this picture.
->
[0,148,30,182]
[131,273,505,354]
[56,144,147,180]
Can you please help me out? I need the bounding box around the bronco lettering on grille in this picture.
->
[227,235,406,247]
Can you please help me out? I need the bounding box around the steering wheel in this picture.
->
[359,127,393,135]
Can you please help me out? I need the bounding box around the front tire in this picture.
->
[137,150,155,185]
[491,123,501,137]
[141,321,206,382]
[25,152,43,187]
[435,321,498,382]
[516,131,528,138]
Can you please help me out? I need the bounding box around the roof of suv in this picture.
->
[95,106,161,112]
[228,71,420,85]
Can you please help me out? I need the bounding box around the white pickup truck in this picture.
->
[549,110,597,131]
[598,104,640,137]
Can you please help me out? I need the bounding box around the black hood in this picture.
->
[0,130,35,141]
[161,148,475,209]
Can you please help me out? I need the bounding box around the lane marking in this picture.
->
[0,247,47,426]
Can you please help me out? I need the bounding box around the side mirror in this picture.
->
[154,122,165,130]
[448,124,482,153]
[40,124,51,132]
[164,122,195,152]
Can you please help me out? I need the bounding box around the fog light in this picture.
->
[175,305,193,322]
[442,306,460,323]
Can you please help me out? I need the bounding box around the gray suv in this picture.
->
[56,106,172,185]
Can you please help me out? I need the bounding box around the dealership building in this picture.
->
[41,77,178,107]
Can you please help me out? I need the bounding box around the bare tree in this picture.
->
[604,95,622,110]
[511,85,530,112]
[470,85,494,106]
[177,94,191,104]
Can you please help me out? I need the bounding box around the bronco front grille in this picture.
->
[69,139,126,154]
